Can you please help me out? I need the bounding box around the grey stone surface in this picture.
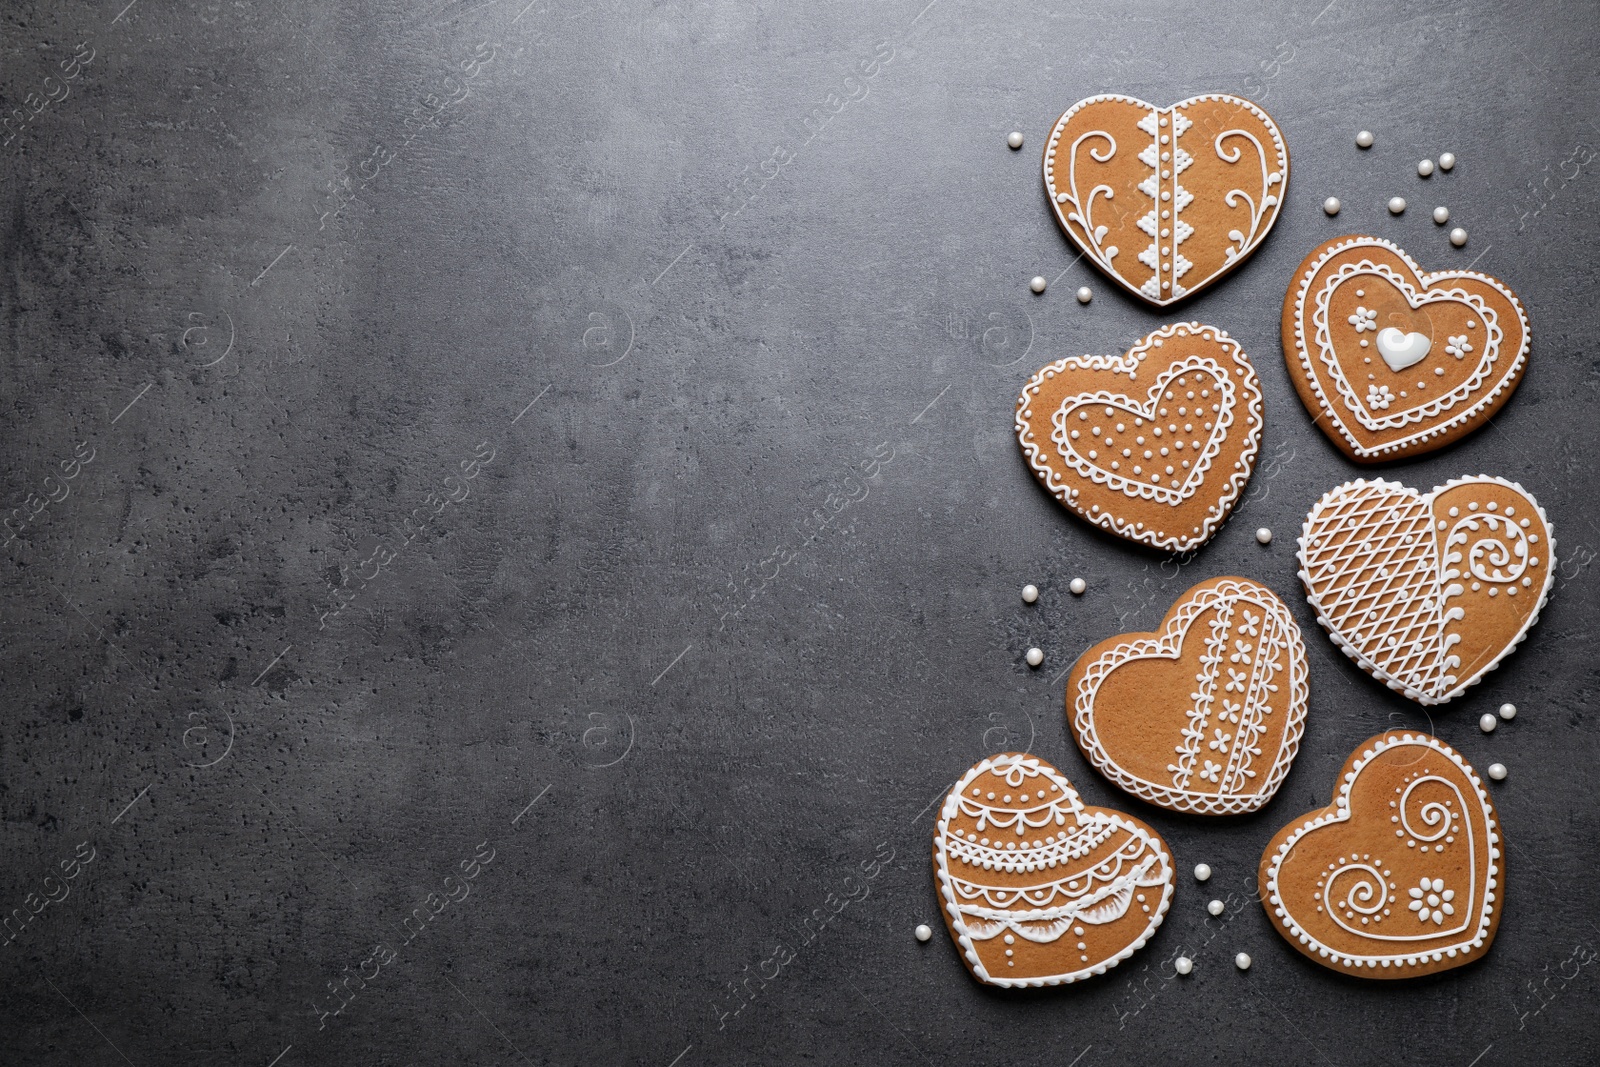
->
[2,0,1597,1063]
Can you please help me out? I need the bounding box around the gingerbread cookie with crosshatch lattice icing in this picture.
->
[1298,475,1554,706]
[1259,731,1503,979]
[1044,93,1288,306]
[932,753,1174,987]
[1067,576,1308,815]
[1283,235,1530,462]
[1015,322,1263,551]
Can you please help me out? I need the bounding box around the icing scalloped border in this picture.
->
[933,754,1175,987]
[1290,236,1530,459]
[1043,92,1289,308]
[1296,474,1556,706]
[1072,577,1309,815]
[1263,732,1501,972]
[1015,322,1263,552]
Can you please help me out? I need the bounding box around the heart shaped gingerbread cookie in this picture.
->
[1298,476,1554,705]
[1283,236,1530,461]
[933,753,1174,987]
[1045,93,1288,306]
[1068,576,1308,815]
[1259,731,1503,978]
[1015,323,1263,551]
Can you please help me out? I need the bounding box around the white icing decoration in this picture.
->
[1375,328,1431,372]
[1264,733,1501,971]
[1296,476,1556,705]
[934,754,1174,987]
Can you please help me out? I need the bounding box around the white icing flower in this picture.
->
[1229,639,1253,665]
[1238,610,1260,637]
[1199,760,1222,783]
[1407,877,1455,924]
[1366,383,1395,410]
[1219,698,1242,724]
[1348,306,1378,333]
[1445,334,1472,359]
[1207,727,1232,752]
[1224,667,1248,693]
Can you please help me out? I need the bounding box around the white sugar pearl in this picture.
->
[1488,763,1507,781]
[1194,863,1212,882]
[1499,703,1517,720]
[1388,196,1406,215]
[1069,577,1087,596]
[1417,158,1434,177]
[1235,952,1252,971]
[1479,713,1497,733]
[1076,286,1093,304]
[1029,275,1047,294]
[1451,227,1468,247]
[1439,152,1456,171]
[915,924,932,942]
[1026,647,1044,668]
[1174,956,1194,975]
[1322,196,1341,216]
[1356,130,1374,148]
[1433,206,1450,225]
[1022,584,1039,604]
[1256,527,1273,545]
[1207,899,1225,917]
[1006,131,1024,150]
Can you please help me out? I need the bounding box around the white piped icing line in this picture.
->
[1291,236,1530,459]
[1015,322,1263,552]
[1072,579,1309,815]
[1044,93,1287,307]
[1297,475,1555,706]
[1264,733,1501,972]
[934,754,1174,987]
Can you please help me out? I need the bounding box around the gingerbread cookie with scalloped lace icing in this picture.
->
[1259,730,1503,979]
[1283,235,1530,462]
[1015,322,1263,552]
[1044,93,1288,306]
[1068,576,1308,815]
[1298,475,1554,705]
[933,753,1174,987]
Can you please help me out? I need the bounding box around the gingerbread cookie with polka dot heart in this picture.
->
[1044,93,1288,306]
[1259,730,1503,979]
[1283,235,1530,462]
[1015,322,1263,552]
[1297,475,1554,706]
[933,753,1174,987]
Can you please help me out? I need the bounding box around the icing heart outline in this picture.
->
[1297,475,1555,706]
[1259,731,1502,977]
[1374,327,1430,372]
[1069,576,1309,815]
[1044,92,1288,306]
[1290,236,1529,460]
[1016,322,1264,552]
[933,753,1174,987]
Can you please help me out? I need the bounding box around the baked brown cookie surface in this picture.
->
[1282,235,1529,462]
[1015,322,1263,551]
[1259,731,1502,979]
[1045,93,1287,306]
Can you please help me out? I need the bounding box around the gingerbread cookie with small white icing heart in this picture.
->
[1044,93,1288,306]
[1259,730,1503,979]
[1015,322,1263,552]
[1283,235,1529,462]
[1298,475,1554,706]
[1068,576,1309,815]
[933,753,1174,987]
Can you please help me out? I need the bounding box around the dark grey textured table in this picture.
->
[3,0,1597,1063]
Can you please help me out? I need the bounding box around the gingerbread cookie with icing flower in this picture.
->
[1068,576,1309,815]
[1044,93,1288,306]
[1283,235,1530,462]
[1259,731,1503,979]
[1298,475,1554,706]
[1015,322,1263,552]
[933,753,1174,987]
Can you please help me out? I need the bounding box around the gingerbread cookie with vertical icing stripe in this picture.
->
[1044,93,1288,306]
[1015,322,1263,552]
